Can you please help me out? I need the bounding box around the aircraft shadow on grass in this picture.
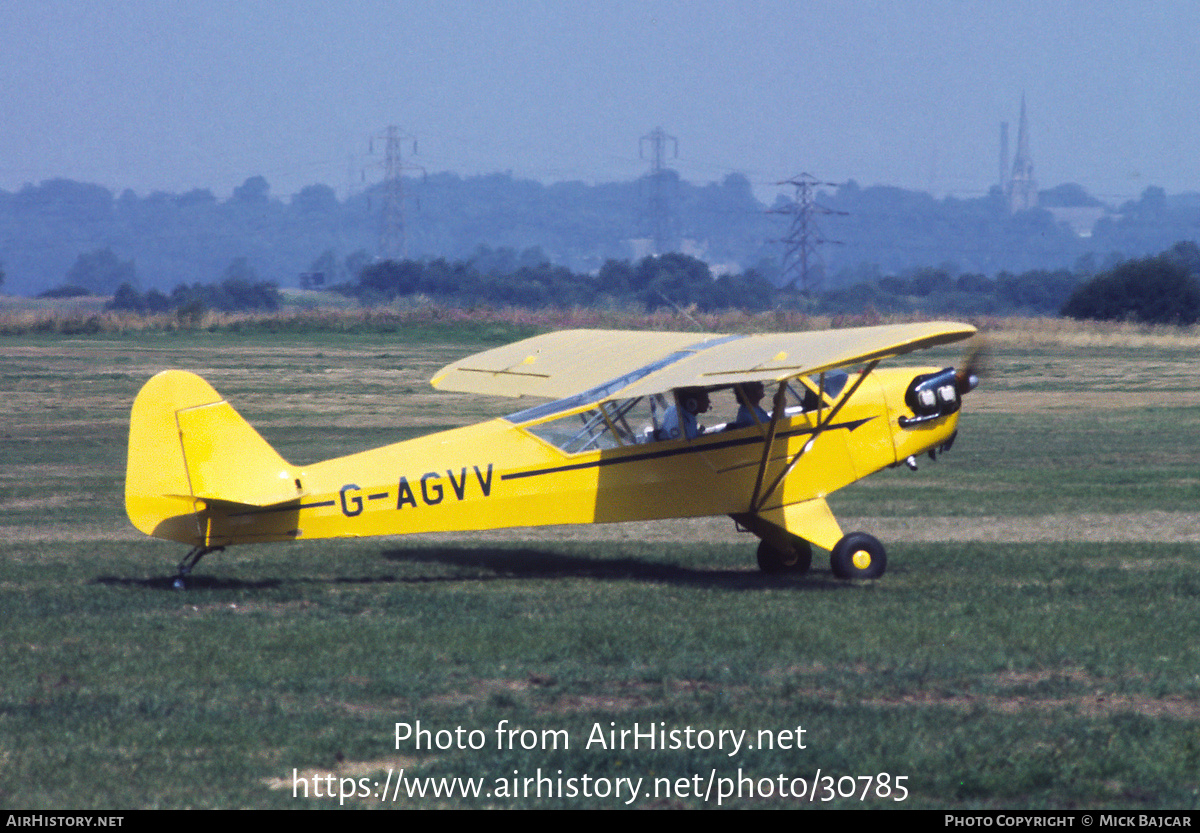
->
[92,545,865,592]
[378,545,853,591]
[93,574,284,591]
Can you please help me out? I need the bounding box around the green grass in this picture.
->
[4,538,1199,808]
[2,325,1200,808]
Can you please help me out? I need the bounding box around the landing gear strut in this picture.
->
[173,545,224,589]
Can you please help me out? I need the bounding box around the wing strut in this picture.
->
[748,381,790,512]
[749,360,880,513]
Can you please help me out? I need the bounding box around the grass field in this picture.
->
[3,317,1200,809]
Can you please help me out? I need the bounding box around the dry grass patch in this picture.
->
[862,690,1200,719]
[0,523,140,545]
[980,317,1200,350]
[172,599,319,618]
[971,389,1200,412]
[847,512,1200,542]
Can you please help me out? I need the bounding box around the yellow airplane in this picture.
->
[125,321,979,588]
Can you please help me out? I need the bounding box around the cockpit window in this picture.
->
[521,371,851,455]
[504,333,745,425]
[785,370,849,411]
[818,370,849,400]
[524,395,670,453]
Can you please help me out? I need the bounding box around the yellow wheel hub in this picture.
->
[851,550,873,570]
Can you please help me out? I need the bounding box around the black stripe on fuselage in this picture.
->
[500,416,875,481]
[221,416,875,516]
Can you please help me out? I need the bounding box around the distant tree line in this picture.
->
[816,264,1083,317]
[330,243,1166,320]
[6,172,1200,301]
[104,256,281,316]
[1062,241,1200,325]
[349,249,777,312]
[47,240,1200,326]
[348,241,1200,322]
[820,241,1200,324]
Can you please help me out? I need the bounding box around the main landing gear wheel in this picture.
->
[830,532,886,579]
[756,536,813,575]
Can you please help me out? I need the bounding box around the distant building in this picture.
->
[1043,206,1108,238]
[1006,95,1038,213]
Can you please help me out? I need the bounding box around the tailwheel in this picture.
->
[830,532,886,579]
[173,545,224,590]
[756,535,813,575]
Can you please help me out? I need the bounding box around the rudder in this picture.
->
[125,370,300,544]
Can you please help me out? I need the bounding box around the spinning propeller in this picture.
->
[900,336,987,466]
[954,336,988,395]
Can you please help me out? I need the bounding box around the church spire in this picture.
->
[1007,93,1037,212]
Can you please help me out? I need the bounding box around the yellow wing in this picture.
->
[431,322,976,401]
[430,329,714,399]
[617,320,976,396]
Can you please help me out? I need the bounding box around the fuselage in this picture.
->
[192,365,959,548]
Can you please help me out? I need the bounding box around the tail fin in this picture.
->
[126,370,302,544]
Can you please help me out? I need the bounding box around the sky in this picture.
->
[4,0,1199,206]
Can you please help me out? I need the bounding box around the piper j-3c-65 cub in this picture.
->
[125,321,980,588]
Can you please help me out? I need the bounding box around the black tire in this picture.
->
[756,536,813,574]
[830,532,887,579]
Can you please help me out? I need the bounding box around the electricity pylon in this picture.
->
[770,173,845,293]
[640,127,678,254]
[369,126,424,260]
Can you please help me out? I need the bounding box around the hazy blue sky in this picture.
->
[4,0,1198,204]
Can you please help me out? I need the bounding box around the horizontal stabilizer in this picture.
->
[176,400,301,506]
